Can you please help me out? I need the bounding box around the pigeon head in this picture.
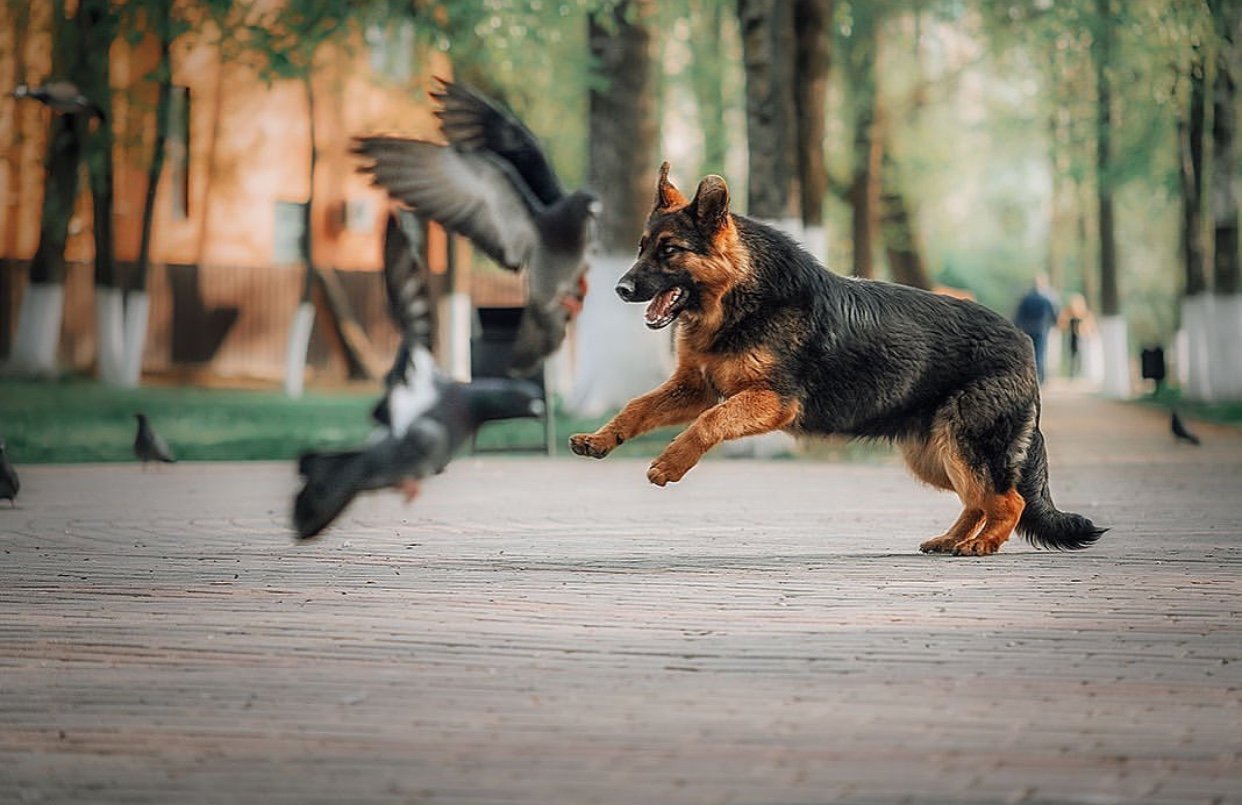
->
[463,379,545,427]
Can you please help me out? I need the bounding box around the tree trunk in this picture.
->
[285,74,319,398]
[1210,0,1241,398]
[738,0,797,225]
[689,0,728,180]
[880,155,931,290]
[588,0,657,254]
[847,7,880,278]
[1093,0,1129,398]
[195,52,227,266]
[124,6,173,388]
[75,0,124,385]
[1211,1,1239,297]
[7,0,78,376]
[136,10,172,294]
[794,0,832,257]
[1,0,31,361]
[1179,54,1213,400]
[568,0,669,416]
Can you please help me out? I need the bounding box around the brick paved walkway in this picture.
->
[2,386,1241,803]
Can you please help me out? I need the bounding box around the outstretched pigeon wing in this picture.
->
[353,136,540,273]
[432,78,565,207]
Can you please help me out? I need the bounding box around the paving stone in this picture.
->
[1,387,1240,802]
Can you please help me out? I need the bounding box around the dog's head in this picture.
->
[616,162,747,331]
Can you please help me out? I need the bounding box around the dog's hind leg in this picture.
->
[952,487,1025,556]
[919,507,984,554]
[921,377,1036,556]
[901,436,982,553]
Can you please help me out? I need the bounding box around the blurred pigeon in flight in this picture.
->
[133,413,176,465]
[351,78,598,378]
[292,212,545,540]
[12,81,105,121]
[0,439,19,507]
[1171,410,1201,446]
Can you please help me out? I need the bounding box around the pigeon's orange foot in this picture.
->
[559,293,584,319]
[394,478,422,503]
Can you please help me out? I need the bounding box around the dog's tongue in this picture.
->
[645,289,678,325]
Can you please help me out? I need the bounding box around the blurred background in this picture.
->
[1,0,1239,461]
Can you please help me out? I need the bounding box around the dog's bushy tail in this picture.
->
[1015,427,1105,550]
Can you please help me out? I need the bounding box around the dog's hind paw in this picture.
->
[919,534,959,554]
[951,537,1003,556]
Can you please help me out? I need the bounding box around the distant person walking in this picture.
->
[1013,275,1059,384]
[1058,293,1095,379]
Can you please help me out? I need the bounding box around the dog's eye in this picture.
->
[659,243,681,258]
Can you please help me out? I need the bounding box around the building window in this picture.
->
[365,20,415,83]
[167,85,190,220]
[274,201,308,264]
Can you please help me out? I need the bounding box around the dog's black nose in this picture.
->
[615,279,637,302]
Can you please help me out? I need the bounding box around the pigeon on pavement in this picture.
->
[133,413,176,465]
[352,78,599,378]
[292,212,545,540]
[12,81,105,120]
[0,439,19,507]
[1171,410,1201,446]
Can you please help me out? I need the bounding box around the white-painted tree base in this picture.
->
[1209,294,1242,399]
[1081,332,1106,388]
[1180,296,1214,401]
[1097,315,1131,399]
[565,254,675,417]
[438,291,472,383]
[121,290,149,388]
[95,286,126,386]
[283,302,316,399]
[5,282,64,376]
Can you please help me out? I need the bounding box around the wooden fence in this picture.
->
[1,259,528,385]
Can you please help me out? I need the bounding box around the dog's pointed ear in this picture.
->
[654,161,689,212]
[690,175,731,235]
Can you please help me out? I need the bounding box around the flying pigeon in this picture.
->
[292,212,545,540]
[0,439,19,507]
[133,413,176,465]
[12,81,105,121]
[351,78,599,378]
[1171,410,1201,446]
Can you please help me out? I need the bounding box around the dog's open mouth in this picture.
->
[644,287,689,329]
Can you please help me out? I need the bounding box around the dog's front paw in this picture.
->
[569,432,617,459]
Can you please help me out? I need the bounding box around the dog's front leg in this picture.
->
[647,388,799,486]
[569,368,713,459]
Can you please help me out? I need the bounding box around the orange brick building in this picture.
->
[0,4,520,383]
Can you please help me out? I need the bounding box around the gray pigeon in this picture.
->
[13,81,105,121]
[1171,410,1201,446]
[0,439,19,507]
[293,212,545,540]
[352,78,598,378]
[133,413,176,465]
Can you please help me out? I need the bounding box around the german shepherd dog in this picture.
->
[569,163,1104,556]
